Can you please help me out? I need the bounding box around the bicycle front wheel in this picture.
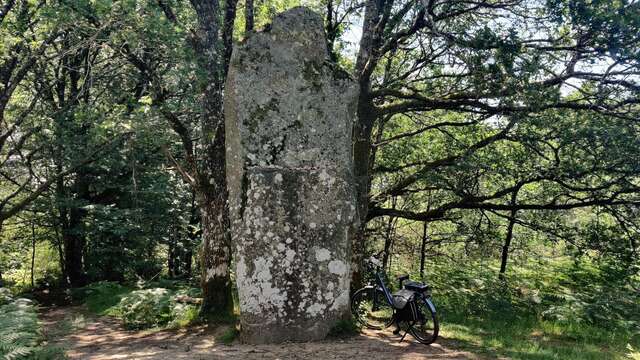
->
[351,287,394,330]
[411,297,439,344]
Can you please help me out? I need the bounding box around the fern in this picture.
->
[0,300,65,360]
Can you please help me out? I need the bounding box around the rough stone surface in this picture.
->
[225,7,359,344]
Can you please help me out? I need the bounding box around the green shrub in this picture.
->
[169,302,200,328]
[116,287,200,329]
[117,288,172,329]
[218,326,239,345]
[0,298,65,360]
[0,288,13,305]
[328,317,360,337]
[72,280,201,330]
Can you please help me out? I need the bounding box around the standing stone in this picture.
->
[225,7,359,343]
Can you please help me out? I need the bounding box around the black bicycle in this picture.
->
[351,257,439,344]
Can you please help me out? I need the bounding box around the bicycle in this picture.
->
[351,257,439,344]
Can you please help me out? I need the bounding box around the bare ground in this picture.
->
[40,306,483,360]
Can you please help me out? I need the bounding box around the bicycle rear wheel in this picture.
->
[351,287,394,330]
[411,297,439,344]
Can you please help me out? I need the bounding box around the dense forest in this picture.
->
[1,0,639,359]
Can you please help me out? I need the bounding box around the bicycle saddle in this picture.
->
[404,280,429,292]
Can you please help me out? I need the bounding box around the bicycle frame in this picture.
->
[375,270,394,305]
[366,267,437,315]
[361,267,394,312]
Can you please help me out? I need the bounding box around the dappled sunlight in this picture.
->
[41,306,481,359]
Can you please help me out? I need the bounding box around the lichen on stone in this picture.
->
[224,6,359,344]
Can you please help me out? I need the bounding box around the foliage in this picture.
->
[0,288,13,306]
[327,317,361,338]
[117,287,201,330]
[386,254,640,359]
[0,0,639,357]
[218,327,239,345]
[0,299,65,360]
[74,281,201,330]
[117,288,174,329]
[72,281,133,315]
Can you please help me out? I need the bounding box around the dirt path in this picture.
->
[40,306,482,360]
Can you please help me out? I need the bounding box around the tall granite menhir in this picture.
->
[225,7,359,343]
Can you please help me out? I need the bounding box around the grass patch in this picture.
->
[374,251,640,360]
[403,257,640,360]
[328,317,361,338]
[72,281,133,316]
[218,326,239,345]
[439,312,634,360]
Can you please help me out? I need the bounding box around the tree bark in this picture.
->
[62,206,88,287]
[350,0,383,289]
[168,227,177,277]
[499,190,519,278]
[198,191,233,315]
[245,0,254,32]
[31,221,35,288]
[189,0,237,317]
[381,197,397,270]
[420,221,427,278]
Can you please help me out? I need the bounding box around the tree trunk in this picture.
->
[499,190,519,278]
[184,195,199,278]
[168,229,177,278]
[198,191,233,316]
[189,0,237,318]
[60,173,89,287]
[31,222,36,288]
[420,221,427,278]
[245,0,254,32]
[53,225,65,281]
[350,0,383,290]
[55,167,87,287]
[62,211,87,287]
[381,197,397,270]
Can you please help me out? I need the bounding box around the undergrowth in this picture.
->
[390,256,640,360]
[74,280,202,330]
[0,295,65,360]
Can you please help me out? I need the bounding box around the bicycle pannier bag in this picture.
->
[392,289,419,322]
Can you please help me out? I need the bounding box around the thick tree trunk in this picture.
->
[56,166,87,287]
[350,0,383,290]
[189,0,236,317]
[63,238,86,286]
[198,191,233,316]
[62,209,87,287]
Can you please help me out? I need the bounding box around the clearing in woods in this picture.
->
[40,306,482,360]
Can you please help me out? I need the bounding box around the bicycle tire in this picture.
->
[410,296,439,344]
[351,287,394,330]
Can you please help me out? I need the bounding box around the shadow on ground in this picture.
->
[40,306,484,360]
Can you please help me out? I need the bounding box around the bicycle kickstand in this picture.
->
[398,322,414,343]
